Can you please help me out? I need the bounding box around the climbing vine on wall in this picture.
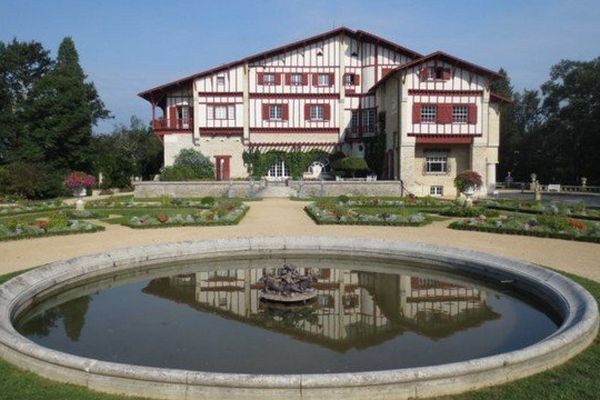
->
[242,149,331,179]
[364,111,387,178]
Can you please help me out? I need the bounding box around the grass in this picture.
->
[0,269,598,399]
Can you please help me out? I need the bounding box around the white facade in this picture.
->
[140,28,504,191]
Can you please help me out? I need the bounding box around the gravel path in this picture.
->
[1,198,599,281]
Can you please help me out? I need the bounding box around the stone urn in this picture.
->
[462,186,476,207]
[73,187,86,211]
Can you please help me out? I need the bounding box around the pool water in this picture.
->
[16,256,559,374]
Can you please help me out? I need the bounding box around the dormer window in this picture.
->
[422,67,451,80]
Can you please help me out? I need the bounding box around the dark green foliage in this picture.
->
[336,195,350,203]
[201,196,215,206]
[332,156,369,177]
[364,111,387,178]
[537,215,570,231]
[159,166,200,181]
[171,148,214,179]
[0,161,64,199]
[18,38,110,171]
[242,149,329,179]
[92,117,162,188]
[438,206,499,218]
[0,39,53,162]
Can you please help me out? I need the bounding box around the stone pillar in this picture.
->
[486,162,496,195]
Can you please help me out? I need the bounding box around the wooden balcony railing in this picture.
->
[152,118,193,132]
[345,125,376,140]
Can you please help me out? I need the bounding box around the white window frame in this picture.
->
[425,155,448,175]
[317,73,330,86]
[216,76,225,86]
[266,160,289,179]
[269,104,282,120]
[430,186,444,196]
[452,105,468,123]
[208,104,235,121]
[263,73,276,85]
[362,109,376,133]
[344,73,355,85]
[214,105,227,120]
[310,105,324,120]
[421,105,437,123]
[290,73,303,85]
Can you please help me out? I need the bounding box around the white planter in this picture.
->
[462,186,476,206]
[73,188,87,210]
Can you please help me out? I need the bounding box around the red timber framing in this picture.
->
[412,103,478,125]
[199,128,243,137]
[413,136,475,144]
[251,128,338,134]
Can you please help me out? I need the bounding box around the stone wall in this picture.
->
[290,180,404,198]
[135,180,405,199]
[134,181,264,198]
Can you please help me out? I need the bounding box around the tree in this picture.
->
[0,39,52,162]
[19,37,110,171]
[491,68,519,181]
[332,156,369,178]
[92,116,163,188]
[171,148,215,179]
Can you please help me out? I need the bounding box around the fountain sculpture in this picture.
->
[259,264,317,304]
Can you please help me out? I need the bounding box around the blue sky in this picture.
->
[1,0,599,133]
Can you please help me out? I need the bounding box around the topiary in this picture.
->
[201,196,216,206]
[332,157,369,178]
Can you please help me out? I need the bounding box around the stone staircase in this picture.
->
[256,182,296,198]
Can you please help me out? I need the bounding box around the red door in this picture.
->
[215,156,231,181]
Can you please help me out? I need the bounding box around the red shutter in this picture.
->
[262,104,269,120]
[443,68,451,80]
[437,104,452,124]
[328,73,335,86]
[302,73,309,85]
[274,73,281,85]
[257,72,264,85]
[282,104,289,120]
[354,74,360,85]
[468,104,477,124]
[312,74,318,86]
[323,104,331,120]
[304,104,311,120]
[419,67,429,80]
[169,107,177,129]
[285,74,291,85]
[412,104,422,123]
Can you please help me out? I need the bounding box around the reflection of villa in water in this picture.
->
[143,265,500,351]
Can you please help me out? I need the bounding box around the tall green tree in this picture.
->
[491,68,520,181]
[0,39,52,162]
[20,37,110,171]
[92,116,163,188]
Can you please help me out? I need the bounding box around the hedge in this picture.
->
[448,221,600,244]
[120,206,249,229]
[304,205,430,227]
[0,224,105,242]
[486,205,600,221]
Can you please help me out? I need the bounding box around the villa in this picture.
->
[138,27,509,196]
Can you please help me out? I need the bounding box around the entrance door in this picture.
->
[215,155,231,181]
[266,160,289,181]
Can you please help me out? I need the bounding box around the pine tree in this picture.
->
[20,37,110,171]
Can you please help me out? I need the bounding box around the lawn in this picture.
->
[0,269,599,399]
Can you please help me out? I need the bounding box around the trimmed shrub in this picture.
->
[172,149,215,179]
[336,195,350,204]
[332,157,369,177]
[454,170,483,193]
[201,196,216,206]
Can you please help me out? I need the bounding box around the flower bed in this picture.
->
[121,201,249,228]
[482,199,600,221]
[437,205,500,218]
[86,196,219,210]
[449,214,600,243]
[305,199,431,226]
[0,199,68,216]
[339,195,448,209]
[0,215,104,241]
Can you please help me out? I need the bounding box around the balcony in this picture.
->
[344,125,376,141]
[152,118,193,132]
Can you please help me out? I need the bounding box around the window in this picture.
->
[176,106,191,128]
[426,155,448,174]
[430,186,444,196]
[426,67,448,80]
[350,110,359,128]
[216,76,225,86]
[214,106,227,120]
[362,109,376,133]
[452,105,468,123]
[344,73,356,85]
[317,74,330,86]
[421,105,437,123]
[264,73,276,85]
[269,104,282,120]
[208,104,235,120]
[267,160,289,178]
[290,74,303,85]
[310,105,324,120]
